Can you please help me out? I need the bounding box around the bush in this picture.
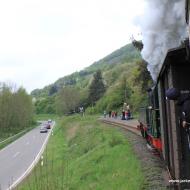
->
[85,107,96,115]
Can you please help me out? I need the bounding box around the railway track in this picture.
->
[100,118,141,136]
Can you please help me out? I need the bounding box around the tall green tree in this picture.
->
[0,84,33,130]
[55,86,80,115]
[12,88,33,129]
[133,60,153,92]
[0,86,13,130]
[35,96,55,114]
[88,70,106,105]
[49,85,58,96]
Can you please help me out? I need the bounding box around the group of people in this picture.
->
[121,109,132,120]
[103,103,132,120]
[103,110,118,118]
[121,103,132,120]
[109,111,118,118]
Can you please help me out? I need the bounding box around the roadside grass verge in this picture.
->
[18,115,145,190]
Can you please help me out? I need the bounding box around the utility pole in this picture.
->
[125,87,127,101]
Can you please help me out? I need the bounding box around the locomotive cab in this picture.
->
[157,45,190,188]
[139,44,190,188]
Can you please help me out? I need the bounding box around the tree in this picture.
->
[35,96,56,114]
[49,85,58,96]
[88,70,106,105]
[134,60,153,92]
[0,86,13,130]
[12,88,33,129]
[55,86,80,115]
[0,84,33,131]
[131,36,144,51]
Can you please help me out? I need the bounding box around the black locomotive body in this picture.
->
[139,45,190,189]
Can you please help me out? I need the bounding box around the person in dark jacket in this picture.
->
[108,111,111,118]
[121,110,125,120]
[166,89,190,164]
[177,93,190,128]
[166,88,190,127]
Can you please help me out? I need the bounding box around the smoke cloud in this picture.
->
[139,0,187,81]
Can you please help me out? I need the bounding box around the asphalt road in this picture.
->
[0,123,53,190]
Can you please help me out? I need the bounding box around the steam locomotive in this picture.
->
[138,0,190,189]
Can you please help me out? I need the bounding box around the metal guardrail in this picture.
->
[0,121,47,146]
[0,128,32,145]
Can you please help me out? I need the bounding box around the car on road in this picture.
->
[48,119,52,124]
[40,126,48,133]
[43,122,51,129]
[45,123,51,129]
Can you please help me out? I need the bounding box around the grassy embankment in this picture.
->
[19,115,145,190]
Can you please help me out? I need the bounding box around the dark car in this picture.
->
[40,126,48,133]
[46,123,51,129]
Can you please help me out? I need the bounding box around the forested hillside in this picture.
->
[31,43,153,115]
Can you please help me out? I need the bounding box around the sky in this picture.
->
[0,0,145,93]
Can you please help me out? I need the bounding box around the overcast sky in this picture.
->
[0,0,145,93]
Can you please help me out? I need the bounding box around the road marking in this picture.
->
[13,152,20,158]
[26,141,30,145]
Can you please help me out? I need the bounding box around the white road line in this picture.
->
[13,152,20,158]
[25,141,30,145]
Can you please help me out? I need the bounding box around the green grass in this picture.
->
[34,113,58,121]
[18,115,145,190]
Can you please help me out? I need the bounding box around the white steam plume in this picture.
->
[139,0,187,81]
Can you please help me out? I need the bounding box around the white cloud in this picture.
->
[0,0,144,92]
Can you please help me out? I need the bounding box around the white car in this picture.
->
[48,119,52,124]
